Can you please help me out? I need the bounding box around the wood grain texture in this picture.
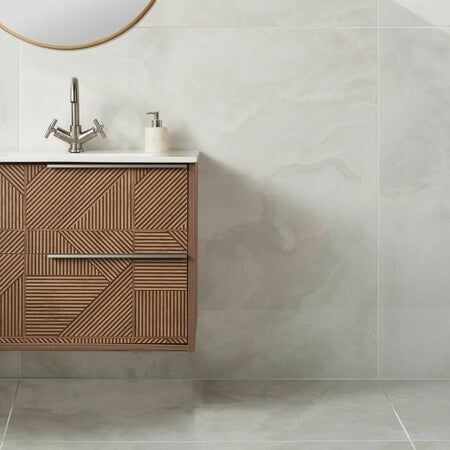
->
[0,165,25,229]
[0,230,25,253]
[187,163,198,351]
[26,168,127,229]
[135,291,188,338]
[0,254,24,337]
[135,230,187,253]
[0,275,23,337]
[134,167,188,230]
[134,260,188,291]
[0,163,197,351]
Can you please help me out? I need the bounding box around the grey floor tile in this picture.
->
[0,381,18,437]
[385,382,450,441]
[1,442,414,450]
[415,443,450,450]
[0,352,20,379]
[5,381,406,443]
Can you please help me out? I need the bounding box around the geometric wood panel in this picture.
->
[0,254,24,337]
[135,168,187,230]
[135,290,187,339]
[24,259,186,342]
[25,276,109,336]
[135,230,187,254]
[0,271,23,337]
[0,163,196,351]
[60,265,133,338]
[134,260,187,291]
[0,230,25,253]
[0,165,25,229]
[26,168,132,230]
[27,230,134,254]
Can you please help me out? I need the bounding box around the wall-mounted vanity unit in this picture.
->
[0,151,198,351]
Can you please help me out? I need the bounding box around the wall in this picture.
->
[0,0,448,379]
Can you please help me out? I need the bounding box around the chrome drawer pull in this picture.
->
[46,164,187,169]
[47,253,187,260]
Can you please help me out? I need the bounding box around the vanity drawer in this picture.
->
[23,164,188,255]
[22,255,188,346]
[26,165,188,229]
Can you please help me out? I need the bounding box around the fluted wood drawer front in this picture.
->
[26,166,133,230]
[134,260,188,342]
[21,256,189,346]
[24,165,188,255]
[0,254,24,339]
[0,165,25,230]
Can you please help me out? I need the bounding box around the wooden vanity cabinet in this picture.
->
[0,163,197,351]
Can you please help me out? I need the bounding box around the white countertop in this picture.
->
[0,150,199,163]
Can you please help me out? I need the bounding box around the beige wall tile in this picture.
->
[380,29,450,378]
[380,1,450,27]
[141,0,377,27]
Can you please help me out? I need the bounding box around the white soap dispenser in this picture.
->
[145,111,170,153]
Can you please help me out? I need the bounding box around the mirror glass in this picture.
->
[0,0,155,50]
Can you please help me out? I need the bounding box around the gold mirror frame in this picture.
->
[0,0,157,50]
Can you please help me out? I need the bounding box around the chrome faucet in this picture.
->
[44,77,106,153]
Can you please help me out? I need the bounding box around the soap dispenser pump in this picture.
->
[145,111,170,153]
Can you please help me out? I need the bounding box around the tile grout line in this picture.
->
[377,7,382,380]
[133,25,450,29]
[377,0,380,28]
[0,439,426,444]
[14,377,450,381]
[18,38,22,383]
[0,380,20,450]
[16,39,20,154]
[383,386,416,449]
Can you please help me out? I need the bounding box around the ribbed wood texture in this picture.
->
[135,230,187,254]
[0,254,24,337]
[134,260,188,291]
[0,165,25,229]
[135,291,188,338]
[135,168,188,230]
[0,230,25,253]
[0,164,196,350]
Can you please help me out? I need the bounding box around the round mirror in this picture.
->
[0,0,156,50]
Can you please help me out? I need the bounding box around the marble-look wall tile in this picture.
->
[380,1,450,27]
[141,0,377,27]
[0,33,18,150]
[380,29,450,378]
[19,27,378,379]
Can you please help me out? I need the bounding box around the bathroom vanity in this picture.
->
[0,150,198,351]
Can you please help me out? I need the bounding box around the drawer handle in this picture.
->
[47,164,187,169]
[47,253,187,260]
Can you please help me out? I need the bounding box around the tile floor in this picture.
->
[0,381,448,449]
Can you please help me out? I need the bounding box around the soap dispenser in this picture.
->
[145,111,170,153]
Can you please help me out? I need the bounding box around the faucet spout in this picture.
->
[70,77,79,103]
[45,77,106,153]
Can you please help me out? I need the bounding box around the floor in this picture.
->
[0,381,448,449]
